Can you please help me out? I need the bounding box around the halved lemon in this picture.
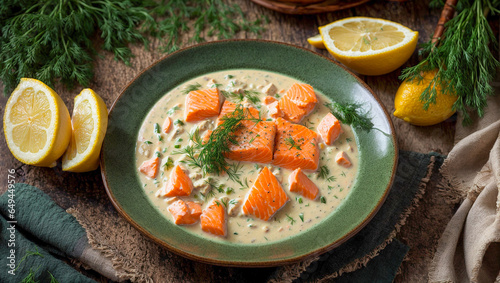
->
[62,89,108,172]
[319,17,418,75]
[307,34,326,49]
[3,78,71,167]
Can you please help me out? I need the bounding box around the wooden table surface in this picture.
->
[0,0,460,282]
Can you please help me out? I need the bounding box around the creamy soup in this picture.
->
[135,70,359,244]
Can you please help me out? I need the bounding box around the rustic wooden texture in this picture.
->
[0,0,462,282]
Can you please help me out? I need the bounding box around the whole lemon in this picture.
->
[393,71,457,126]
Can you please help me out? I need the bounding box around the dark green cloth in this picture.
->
[0,183,95,283]
[270,151,445,282]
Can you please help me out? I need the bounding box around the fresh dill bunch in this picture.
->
[0,0,268,94]
[324,102,374,131]
[400,0,500,125]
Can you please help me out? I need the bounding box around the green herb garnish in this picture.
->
[174,119,185,126]
[324,102,373,131]
[154,123,160,134]
[144,140,152,145]
[182,83,201,95]
[318,165,330,179]
[299,213,304,222]
[286,214,296,225]
[326,175,336,182]
[167,105,180,116]
[285,137,302,150]
[320,196,326,204]
[163,157,174,170]
[400,0,500,125]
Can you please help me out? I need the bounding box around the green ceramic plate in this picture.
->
[101,40,397,267]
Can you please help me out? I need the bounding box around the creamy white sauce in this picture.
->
[135,70,359,244]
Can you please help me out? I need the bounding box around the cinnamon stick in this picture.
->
[431,0,458,44]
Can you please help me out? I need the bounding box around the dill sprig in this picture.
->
[285,137,302,150]
[0,0,268,94]
[174,104,251,183]
[400,0,500,125]
[182,83,202,95]
[324,102,374,131]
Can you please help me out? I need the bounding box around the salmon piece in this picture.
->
[289,168,319,200]
[200,199,227,237]
[157,165,193,197]
[264,96,277,105]
[317,113,343,145]
[224,119,276,164]
[168,199,202,225]
[139,156,159,178]
[162,117,172,134]
[267,101,281,119]
[336,151,352,168]
[202,130,212,144]
[278,83,317,123]
[186,201,202,219]
[216,101,276,163]
[217,100,259,126]
[242,167,289,221]
[185,88,223,123]
[272,118,320,171]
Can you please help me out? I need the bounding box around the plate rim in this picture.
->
[100,39,398,267]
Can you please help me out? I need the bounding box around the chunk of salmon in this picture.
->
[200,199,227,237]
[267,101,281,119]
[139,156,159,178]
[202,130,212,145]
[162,117,172,134]
[242,167,289,221]
[289,168,319,200]
[278,83,317,123]
[263,96,277,105]
[216,101,276,163]
[168,199,202,225]
[317,113,343,145]
[225,119,276,164]
[272,117,320,171]
[157,165,193,197]
[336,151,352,168]
[185,88,224,123]
[217,100,259,126]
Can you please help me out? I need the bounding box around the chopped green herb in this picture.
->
[244,90,261,104]
[234,232,239,235]
[299,213,304,222]
[177,138,183,142]
[182,83,201,95]
[318,165,330,179]
[341,171,347,177]
[154,123,160,134]
[158,135,163,141]
[225,74,234,79]
[226,187,234,194]
[328,185,334,190]
[346,137,352,143]
[210,83,223,88]
[144,140,152,145]
[167,105,180,116]
[174,144,181,148]
[286,214,296,225]
[162,157,174,170]
[320,196,326,204]
[174,119,184,126]
[285,137,302,150]
[327,175,336,182]
[154,151,161,157]
[220,198,228,208]
[229,199,238,205]
[296,197,303,204]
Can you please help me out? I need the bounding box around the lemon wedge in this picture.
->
[3,78,71,167]
[307,34,326,49]
[62,89,108,172]
[319,17,418,75]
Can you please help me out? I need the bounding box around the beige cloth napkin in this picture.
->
[429,91,500,283]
